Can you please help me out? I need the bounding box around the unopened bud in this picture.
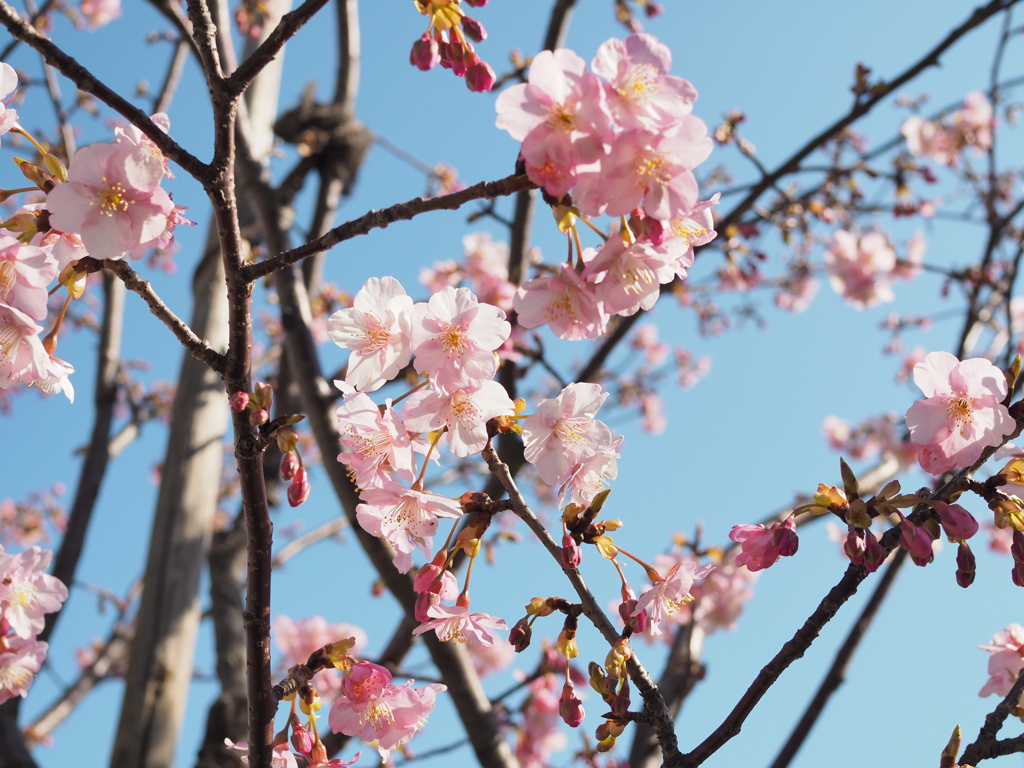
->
[288,468,310,507]
[291,720,313,754]
[771,517,799,557]
[956,542,976,589]
[558,682,584,728]
[508,617,532,652]
[863,529,886,572]
[410,33,440,71]
[280,451,299,481]
[461,16,486,42]
[846,498,872,529]
[465,59,496,92]
[844,528,865,565]
[230,391,250,412]
[250,408,269,427]
[276,426,299,453]
[42,153,68,183]
[561,533,582,569]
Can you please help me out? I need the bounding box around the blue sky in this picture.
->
[3,2,1024,768]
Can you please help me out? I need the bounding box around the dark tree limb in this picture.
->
[959,671,1024,765]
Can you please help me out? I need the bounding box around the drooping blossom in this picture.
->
[905,352,1015,474]
[356,480,462,573]
[327,277,413,392]
[328,661,445,760]
[0,636,47,706]
[0,304,48,393]
[728,517,799,572]
[522,382,613,486]
[336,388,419,489]
[0,235,56,321]
[402,380,515,457]
[632,559,714,636]
[978,624,1024,699]
[514,260,608,341]
[590,33,697,131]
[494,48,612,195]
[46,142,174,260]
[409,286,510,392]
[0,546,69,639]
[412,602,508,646]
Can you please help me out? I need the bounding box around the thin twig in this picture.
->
[959,670,1024,765]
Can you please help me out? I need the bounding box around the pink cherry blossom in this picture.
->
[356,480,462,573]
[902,115,956,165]
[557,435,621,510]
[402,379,515,457]
[590,33,697,131]
[632,559,714,636]
[79,0,121,28]
[574,120,712,221]
[336,390,419,489]
[409,286,510,393]
[0,303,48,393]
[0,546,69,639]
[115,112,173,178]
[46,142,174,259]
[494,48,612,195]
[0,636,47,705]
[31,354,75,403]
[328,661,445,760]
[327,277,414,392]
[728,517,799,572]
[412,602,508,646]
[465,633,515,677]
[514,260,608,341]
[523,382,613,486]
[905,352,1014,474]
[0,63,18,142]
[0,235,56,321]
[583,234,674,316]
[273,615,367,702]
[824,230,897,309]
[978,624,1024,699]
[516,674,568,768]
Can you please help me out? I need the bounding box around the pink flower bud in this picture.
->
[414,590,439,622]
[772,517,799,557]
[465,59,496,92]
[465,0,487,6]
[611,680,631,717]
[956,542,976,588]
[509,617,532,652]
[410,33,440,71]
[461,16,486,43]
[288,468,310,507]
[250,408,269,427]
[932,501,979,540]
[1013,561,1024,588]
[844,528,865,565]
[645,2,665,17]
[863,529,886,572]
[1011,530,1024,562]
[899,518,934,564]
[559,682,585,728]
[230,391,249,411]
[280,451,299,481]
[291,720,313,754]
[447,41,470,76]
[561,533,582,569]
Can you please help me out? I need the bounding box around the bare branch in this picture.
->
[959,669,1024,765]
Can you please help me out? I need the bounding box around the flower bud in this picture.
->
[288,468,310,507]
[1013,561,1024,589]
[230,391,250,412]
[280,451,299,481]
[291,720,313,754]
[899,518,934,563]
[956,542,976,588]
[844,528,865,565]
[508,617,532,652]
[461,16,486,42]
[526,597,554,617]
[846,498,872,529]
[558,682,584,728]
[309,740,328,765]
[465,59,496,92]
[771,517,799,557]
[611,680,631,717]
[932,501,979,541]
[276,427,299,454]
[410,33,440,71]
[863,529,886,572]
[561,533,582,569]
[250,408,269,427]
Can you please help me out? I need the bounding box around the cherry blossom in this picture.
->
[557,435,622,510]
[0,636,46,706]
[632,559,714,636]
[273,614,367,701]
[824,230,898,309]
[409,286,510,392]
[0,63,18,143]
[327,277,414,392]
[582,234,674,316]
[402,379,515,457]
[412,602,508,645]
[590,33,697,131]
[522,382,613,486]
[0,546,69,639]
[514,261,608,341]
[978,624,1024,699]
[336,389,419,489]
[356,480,462,573]
[46,142,174,260]
[79,0,121,28]
[0,303,48,393]
[728,517,799,572]
[0,235,57,321]
[494,48,612,195]
[515,674,568,768]
[328,661,444,760]
[905,352,1014,474]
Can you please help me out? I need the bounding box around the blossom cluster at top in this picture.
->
[0,63,190,401]
[410,0,495,92]
[0,545,68,706]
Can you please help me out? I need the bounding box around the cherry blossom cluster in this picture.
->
[494,33,720,340]
[0,63,189,402]
[821,413,917,470]
[902,91,996,166]
[979,623,1024,708]
[0,545,68,706]
[236,636,444,766]
[823,229,924,309]
[410,0,495,92]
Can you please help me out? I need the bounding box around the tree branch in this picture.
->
[959,669,1024,765]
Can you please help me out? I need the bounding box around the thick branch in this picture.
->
[242,173,536,281]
